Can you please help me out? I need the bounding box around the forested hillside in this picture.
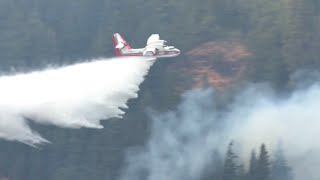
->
[0,0,319,179]
[0,0,319,85]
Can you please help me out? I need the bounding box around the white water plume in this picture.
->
[0,57,155,146]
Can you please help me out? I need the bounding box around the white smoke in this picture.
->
[0,57,155,146]
[120,83,320,180]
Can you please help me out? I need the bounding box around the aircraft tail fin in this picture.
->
[112,33,132,56]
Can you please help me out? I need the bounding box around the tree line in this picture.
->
[222,142,293,180]
[0,0,319,82]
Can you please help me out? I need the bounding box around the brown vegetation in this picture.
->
[169,39,250,92]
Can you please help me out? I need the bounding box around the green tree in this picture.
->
[283,0,317,74]
[237,164,246,180]
[271,147,294,180]
[222,142,238,180]
[257,144,271,180]
[248,150,258,180]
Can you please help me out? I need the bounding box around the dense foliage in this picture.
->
[0,0,318,179]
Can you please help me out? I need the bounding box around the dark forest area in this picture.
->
[0,0,319,179]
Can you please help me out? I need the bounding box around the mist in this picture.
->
[120,83,320,180]
[0,57,155,146]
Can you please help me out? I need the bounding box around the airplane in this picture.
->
[112,33,180,58]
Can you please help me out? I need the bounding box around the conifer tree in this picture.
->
[237,164,246,180]
[271,147,293,180]
[257,144,271,180]
[248,150,258,180]
[222,142,238,180]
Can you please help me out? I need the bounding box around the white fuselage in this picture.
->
[120,46,180,58]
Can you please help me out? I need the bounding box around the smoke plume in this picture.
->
[0,57,155,146]
[121,83,320,180]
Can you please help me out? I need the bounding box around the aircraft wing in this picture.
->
[147,34,160,45]
[146,34,167,50]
